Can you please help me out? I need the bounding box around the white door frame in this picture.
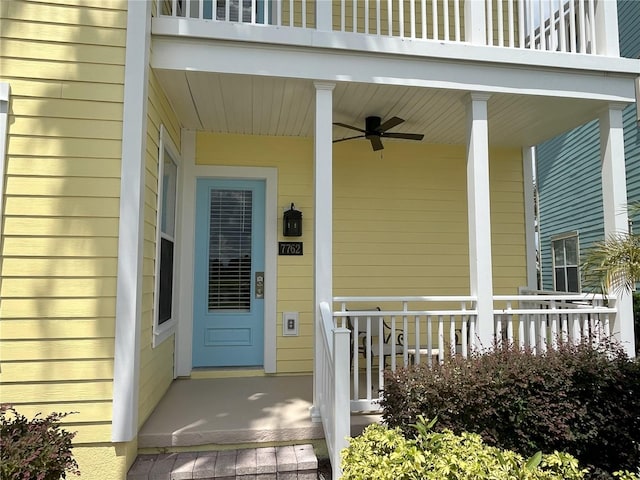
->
[176,130,278,375]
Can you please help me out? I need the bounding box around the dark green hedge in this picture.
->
[381,342,640,478]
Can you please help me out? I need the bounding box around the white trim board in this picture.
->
[151,37,637,104]
[112,0,152,443]
[176,141,278,376]
[0,83,10,252]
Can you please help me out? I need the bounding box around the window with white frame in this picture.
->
[154,126,180,345]
[552,233,580,292]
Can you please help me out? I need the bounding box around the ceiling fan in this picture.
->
[333,116,425,151]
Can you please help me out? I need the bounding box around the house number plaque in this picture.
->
[279,242,303,256]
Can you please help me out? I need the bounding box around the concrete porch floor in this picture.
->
[138,374,380,450]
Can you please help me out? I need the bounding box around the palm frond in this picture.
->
[582,232,640,295]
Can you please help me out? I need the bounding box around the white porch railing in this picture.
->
[494,290,616,353]
[318,301,350,480]
[333,296,478,412]
[158,0,614,55]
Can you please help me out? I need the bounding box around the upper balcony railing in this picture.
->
[157,0,619,56]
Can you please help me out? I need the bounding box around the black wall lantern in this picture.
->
[283,203,302,237]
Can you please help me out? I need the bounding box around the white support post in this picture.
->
[464,0,487,45]
[332,327,351,480]
[594,0,620,57]
[600,103,635,357]
[466,93,494,350]
[312,81,335,421]
[316,0,332,31]
[523,147,538,290]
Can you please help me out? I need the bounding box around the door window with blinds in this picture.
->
[208,189,253,311]
[552,233,580,292]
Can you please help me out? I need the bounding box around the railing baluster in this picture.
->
[410,0,416,38]
[454,0,460,41]
[427,314,433,366]
[387,0,393,36]
[587,0,596,53]
[569,0,576,51]
[276,0,282,26]
[528,0,535,48]
[365,0,370,34]
[443,0,450,41]
[341,0,346,31]
[438,315,444,363]
[377,315,384,395]
[558,0,566,51]
[449,315,456,356]
[403,313,409,366]
[421,0,427,39]
[415,314,422,364]
[376,0,381,35]
[390,315,397,370]
[461,302,468,357]
[486,0,493,46]
[432,0,438,40]
[507,0,514,47]
[352,316,359,400]
[353,0,357,33]
[495,314,503,346]
[301,0,306,28]
[578,0,586,53]
[497,0,504,46]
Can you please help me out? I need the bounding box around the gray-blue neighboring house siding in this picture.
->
[536,0,640,291]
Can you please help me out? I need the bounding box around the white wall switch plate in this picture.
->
[283,312,299,336]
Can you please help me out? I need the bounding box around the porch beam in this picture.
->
[600,103,635,357]
[466,92,494,349]
[312,81,335,420]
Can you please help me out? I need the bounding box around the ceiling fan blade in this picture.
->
[382,132,425,141]
[369,136,384,151]
[376,116,404,132]
[333,122,366,133]
[333,135,366,143]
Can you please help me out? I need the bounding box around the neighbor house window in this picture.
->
[154,125,180,346]
[552,233,580,292]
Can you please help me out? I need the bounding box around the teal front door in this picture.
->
[193,178,265,367]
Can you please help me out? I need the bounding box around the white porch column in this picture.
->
[595,0,620,57]
[523,147,538,290]
[464,0,487,45]
[312,81,335,420]
[466,93,494,349]
[600,103,635,357]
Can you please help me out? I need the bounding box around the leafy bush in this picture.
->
[1,404,80,480]
[381,342,640,477]
[341,417,588,480]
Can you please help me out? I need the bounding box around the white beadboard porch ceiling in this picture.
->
[155,69,609,148]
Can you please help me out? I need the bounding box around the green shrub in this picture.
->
[341,417,588,480]
[1,404,80,480]
[381,342,640,477]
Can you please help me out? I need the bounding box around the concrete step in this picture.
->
[127,444,319,480]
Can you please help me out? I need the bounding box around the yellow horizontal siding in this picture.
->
[0,360,114,382]
[1,0,127,455]
[0,336,116,358]
[10,97,123,120]
[2,18,126,46]
[9,116,123,140]
[5,196,120,218]
[8,136,122,158]
[3,217,120,237]
[1,257,118,277]
[4,1,127,28]
[5,177,120,197]
[6,78,124,102]
[2,237,119,257]
[2,38,125,65]
[1,318,115,339]
[10,402,113,424]
[1,381,112,403]
[1,277,117,298]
